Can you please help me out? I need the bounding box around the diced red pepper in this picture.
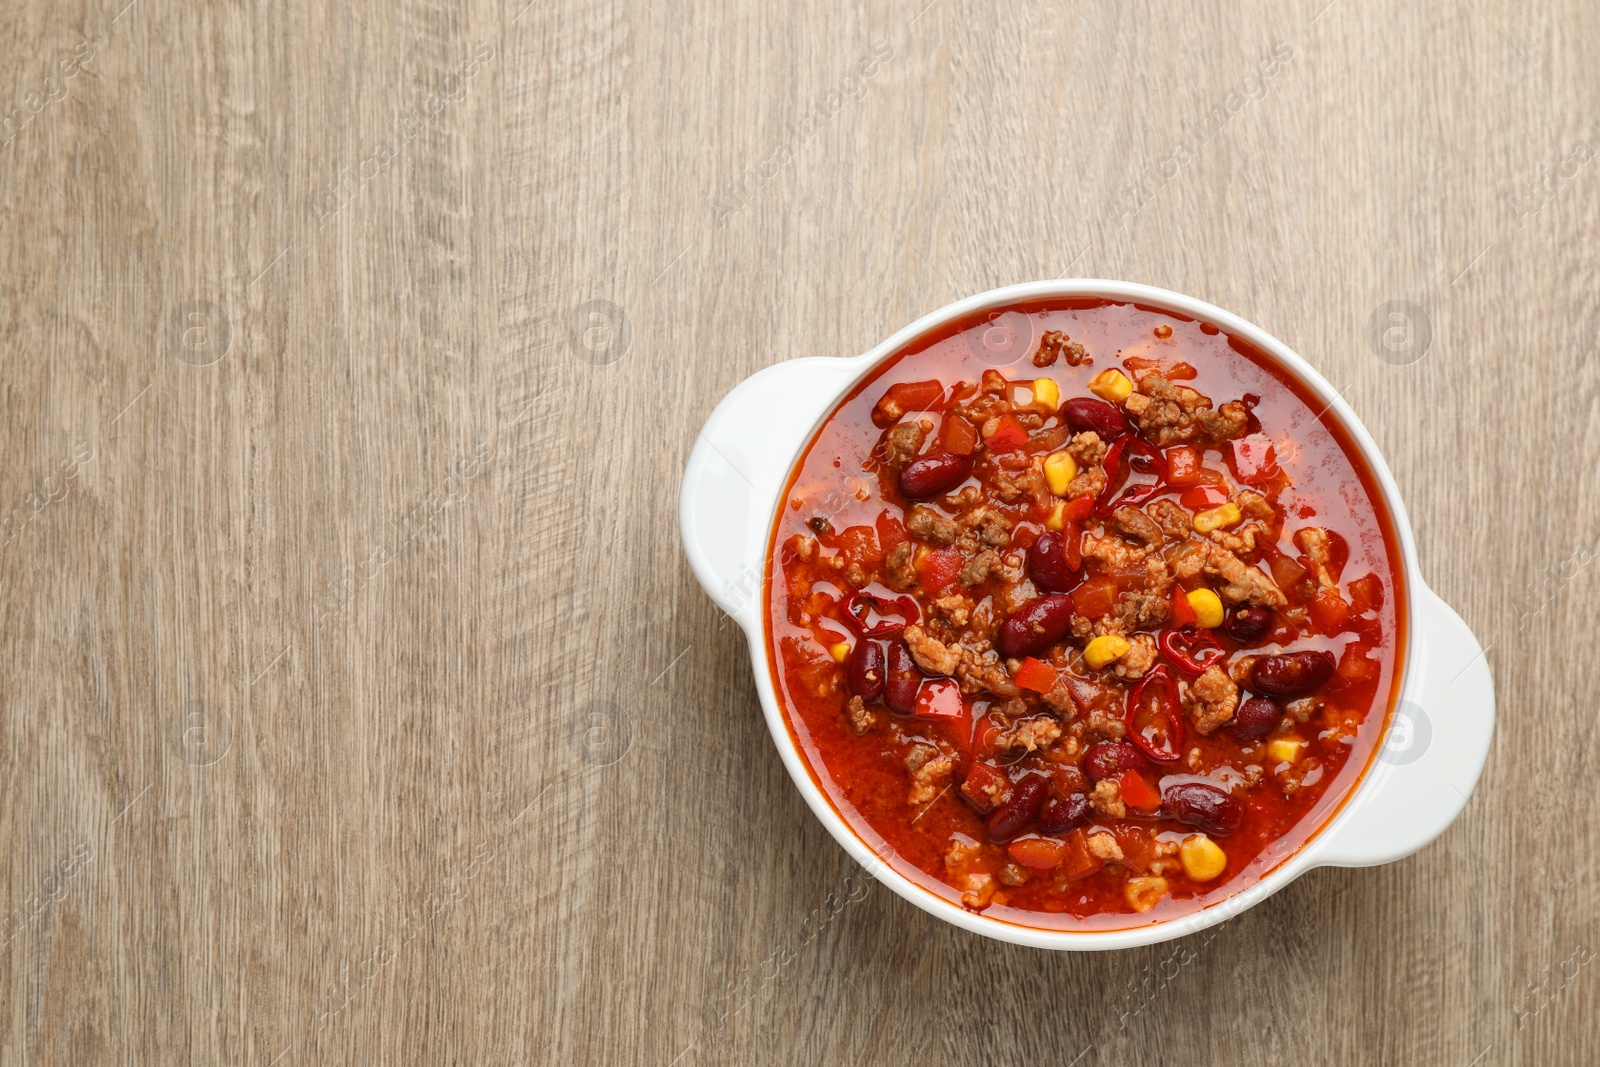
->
[1348,573,1384,615]
[1228,433,1281,485]
[960,761,1011,813]
[873,379,944,426]
[984,414,1028,452]
[1109,824,1157,873]
[941,414,979,456]
[1014,657,1059,694]
[875,509,907,555]
[1008,836,1067,871]
[836,524,882,567]
[1169,584,1197,627]
[1124,666,1184,762]
[1070,574,1118,620]
[971,713,1003,761]
[1179,484,1230,509]
[917,546,963,592]
[1011,523,1040,551]
[1337,641,1380,684]
[1060,495,1095,523]
[1117,769,1162,813]
[1165,445,1227,488]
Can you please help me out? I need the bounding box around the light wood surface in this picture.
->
[2,0,1595,1062]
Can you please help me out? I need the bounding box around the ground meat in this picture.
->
[1148,500,1193,541]
[903,624,962,675]
[1295,526,1338,587]
[1090,779,1127,819]
[1229,655,1260,688]
[885,542,917,590]
[1113,506,1164,548]
[1286,696,1323,723]
[884,422,926,467]
[909,756,954,804]
[1033,330,1089,368]
[955,647,1021,698]
[1086,830,1124,862]
[1209,523,1268,556]
[1107,592,1170,636]
[1113,633,1159,679]
[1064,466,1107,500]
[1040,678,1077,716]
[994,715,1063,753]
[1082,532,1149,570]
[931,593,973,627]
[1203,544,1287,607]
[991,465,1045,504]
[1185,664,1240,735]
[964,507,1013,547]
[1122,373,1251,446]
[906,505,959,545]
[1065,431,1108,468]
[1077,706,1127,743]
[981,369,1008,394]
[1237,490,1274,523]
[789,533,818,561]
[844,562,869,588]
[846,695,878,734]
[959,549,999,587]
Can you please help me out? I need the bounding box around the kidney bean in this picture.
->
[1161,782,1244,836]
[898,452,973,500]
[985,776,1049,842]
[1227,696,1282,742]
[1060,397,1131,439]
[847,639,885,702]
[884,641,921,714]
[1250,650,1337,697]
[995,594,1077,658]
[1037,793,1091,835]
[1028,531,1079,592]
[1225,606,1273,644]
[1082,740,1148,783]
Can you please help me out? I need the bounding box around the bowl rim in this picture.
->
[748,279,1422,950]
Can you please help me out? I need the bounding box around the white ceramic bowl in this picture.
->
[679,280,1494,951]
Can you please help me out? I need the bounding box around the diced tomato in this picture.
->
[1109,824,1157,874]
[941,413,979,456]
[836,525,882,567]
[1070,574,1118,619]
[971,713,1004,761]
[1059,829,1104,879]
[1265,549,1308,592]
[1348,573,1385,615]
[1060,495,1095,523]
[913,677,964,720]
[1015,656,1059,694]
[1309,586,1352,633]
[960,761,1011,813]
[1169,584,1198,627]
[984,414,1028,452]
[1165,445,1226,488]
[1229,433,1281,485]
[917,546,963,592]
[1117,770,1161,813]
[1336,642,1380,684]
[1008,836,1067,871]
[875,509,907,555]
[1179,484,1230,509]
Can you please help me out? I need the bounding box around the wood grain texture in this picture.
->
[0,0,1594,1062]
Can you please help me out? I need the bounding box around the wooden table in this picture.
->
[2,0,1593,1062]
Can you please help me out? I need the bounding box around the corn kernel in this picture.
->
[1043,451,1078,496]
[1124,876,1169,912]
[1266,736,1304,764]
[1032,378,1060,409]
[1088,368,1133,403]
[1083,634,1131,669]
[1192,502,1242,534]
[1179,834,1228,881]
[1045,501,1066,531]
[829,641,851,663]
[1187,588,1225,628]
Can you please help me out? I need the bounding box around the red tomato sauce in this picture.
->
[764,300,1406,930]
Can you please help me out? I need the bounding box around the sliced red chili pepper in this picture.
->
[842,591,920,637]
[1124,665,1184,762]
[1158,625,1227,676]
[1059,494,1095,523]
[1168,584,1197,627]
[1095,437,1170,517]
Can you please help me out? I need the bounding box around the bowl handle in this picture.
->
[679,356,868,626]
[1312,584,1495,867]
